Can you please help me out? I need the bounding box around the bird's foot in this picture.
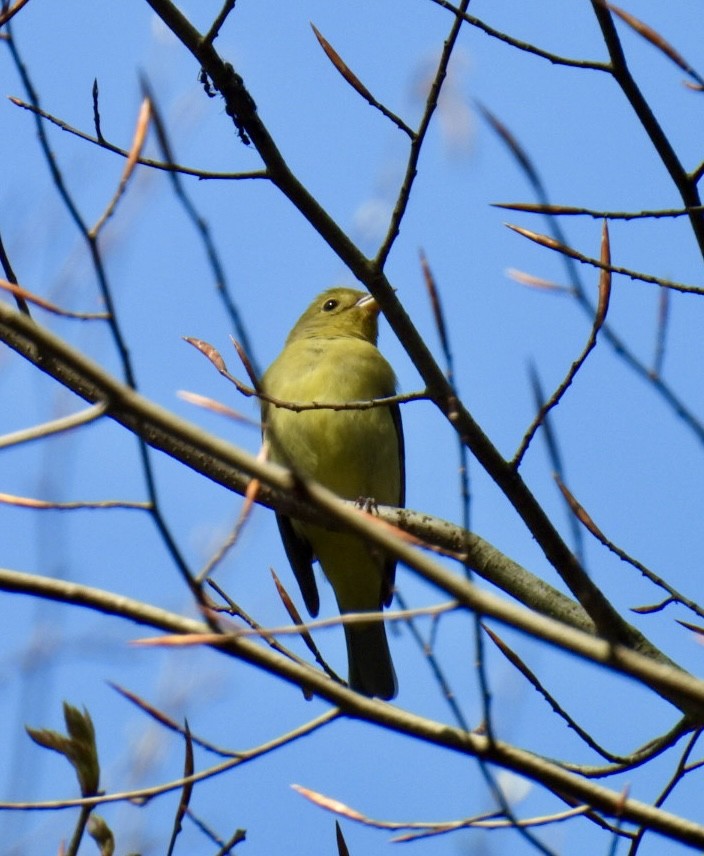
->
[355,496,379,514]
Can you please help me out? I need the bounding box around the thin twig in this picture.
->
[8,96,267,181]
[556,478,704,621]
[494,201,704,220]
[203,0,237,46]
[0,0,32,27]
[590,0,704,257]
[89,98,151,237]
[525,364,585,564]
[563,718,691,778]
[0,494,150,511]
[428,0,610,71]
[607,3,704,89]
[506,223,704,295]
[310,23,414,138]
[0,232,30,314]
[627,729,704,855]
[140,76,260,369]
[651,288,670,378]
[0,402,107,449]
[375,0,471,268]
[0,278,109,319]
[512,222,612,468]
[484,625,630,764]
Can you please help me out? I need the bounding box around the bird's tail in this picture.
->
[344,617,397,700]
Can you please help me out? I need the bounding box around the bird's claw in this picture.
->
[355,496,379,514]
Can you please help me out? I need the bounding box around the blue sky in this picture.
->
[2,2,704,854]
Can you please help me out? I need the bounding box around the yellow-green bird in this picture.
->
[261,288,404,699]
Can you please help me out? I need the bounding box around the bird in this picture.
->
[261,287,404,699]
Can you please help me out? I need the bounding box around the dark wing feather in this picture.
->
[381,401,405,607]
[275,513,320,617]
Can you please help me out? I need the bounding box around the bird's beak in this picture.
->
[355,293,380,315]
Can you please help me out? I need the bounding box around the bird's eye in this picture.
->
[322,299,339,312]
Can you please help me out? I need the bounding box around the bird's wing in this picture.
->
[275,513,320,617]
[381,401,405,608]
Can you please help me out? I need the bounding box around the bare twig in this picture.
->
[0,494,150,511]
[428,0,610,71]
[310,24,414,138]
[293,783,590,840]
[90,97,151,237]
[513,222,612,468]
[494,201,704,221]
[203,0,237,46]
[484,625,629,764]
[0,232,30,314]
[556,477,704,621]
[141,76,260,367]
[0,278,109,319]
[652,288,670,378]
[0,402,107,449]
[9,96,267,181]
[0,0,32,26]
[506,223,704,295]
[375,0,471,268]
[607,3,704,89]
[590,0,704,256]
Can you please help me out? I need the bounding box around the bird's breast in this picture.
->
[262,339,400,505]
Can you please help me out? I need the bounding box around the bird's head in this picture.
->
[285,288,381,345]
